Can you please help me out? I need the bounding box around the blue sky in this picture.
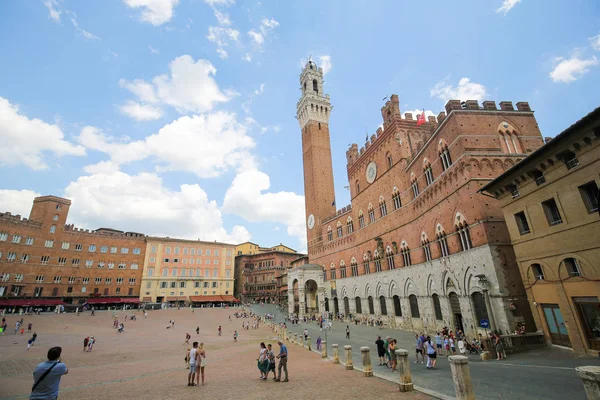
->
[0,0,599,252]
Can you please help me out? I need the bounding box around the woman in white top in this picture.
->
[258,342,268,380]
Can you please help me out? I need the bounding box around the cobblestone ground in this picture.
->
[0,308,434,400]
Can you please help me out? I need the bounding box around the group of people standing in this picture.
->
[257,340,288,382]
[186,341,207,386]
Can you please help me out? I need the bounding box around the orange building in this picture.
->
[0,196,146,309]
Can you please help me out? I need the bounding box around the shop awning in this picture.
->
[0,298,65,307]
[189,295,240,303]
[120,298,140,304]
[85,297,123,304]
[166,296,187,301]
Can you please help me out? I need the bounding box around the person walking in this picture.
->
[196,326,200,335]
[274,340,288,382]
[414,334,424,364]
[265,343,276,380]
[449,336,456,355]
[233,330,238,342]
[303,328,308,342]
[258,342,268,380]
[346,325,350,339]
[187,342,198,386]
[28,323,32,333]
[435,332,443,355]
[425,336,437,369]
[87,336,95,352]
[458,337,466,356]
[83,337,89,352]
[389,339,397,371]
[316,336,322,351]
[493,334,506,360]
[30,346,68,400]
[185,333,191,344]
[197,343,207,386]
[375,336,386,366]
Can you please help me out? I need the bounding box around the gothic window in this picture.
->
[368,296,375,314]
[392,188,402,210]
[358,211,365,229]
[379,197,388,217]
[425,165,434,186]
[432,294,443,320]
[368,205,375,223]
[340,260,347,278]
[409,294,420,318]
[374,250,382,273]
[363,253,371,274]
[303,82,307,93]
[440,145,453,171]
[422,233,432,261]
[327,227,333,241]
[400,242,412,266]
[350,258,359,276]
[347,217,354,234]
[386,153,393,169]
[330,267,336,280]
[471,292,489,322]
[379,296,388,315]
[455,216,473,252]
[386,247,396,270]
[312,79,318,93]
[437,229,450,258]
[393,295,402,316]
[337,222,343,238]
[411,177,419,198]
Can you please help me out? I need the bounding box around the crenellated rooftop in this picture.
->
[322,204,352,225]
[0,212,43,229]
[63,224,146,239]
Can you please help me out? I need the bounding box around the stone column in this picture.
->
[287,288,294,317]
[307,336,311,351]
[396,349,413,392]
[576,366,600,400]
[332,344,340,364]
[448,355,475,400]
[361,346,373,377]
[328,298,335,318]
[482,289,497,332]
[386,297,395,327]
[318,288,326,314]
[322,340,327,358]
[298,288,306,320]
[344,345,353,370]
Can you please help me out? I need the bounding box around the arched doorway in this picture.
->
[355,297,362,314]
[368,296,374,314]
[379,296,387,315]
[324,297,329,312]
[333,297,340,315]
[343,297,350,316]
[292,279,299,315]
[305,279,319,315]
[449,292,464,333]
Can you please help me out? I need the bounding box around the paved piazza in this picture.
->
[0,308,432,400]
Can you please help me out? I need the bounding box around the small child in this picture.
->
[458,338,466,355]
[444,336,450,356]
[449,337,456,355]
[20,327,24,335]
[234,330,238,342]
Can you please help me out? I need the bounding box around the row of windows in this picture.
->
[513,181,599,235]
[157,281,225,289]
[0,285,134,297]
[530,258,583,280]
[0,252,138,270]
[161,258,220,265]
[147,267,231,278]
[151,246,232,258]
[0,274,135,285]
[328,223,473,280]
[0,235,142,255]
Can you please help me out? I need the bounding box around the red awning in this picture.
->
[189,295,240,303]
[120,298,140,304]
[0,299,65,307]
[86,297,122,304]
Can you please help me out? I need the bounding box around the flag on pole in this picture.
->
[416,109,426,126]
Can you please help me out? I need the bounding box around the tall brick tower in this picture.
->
[297,60,336,246]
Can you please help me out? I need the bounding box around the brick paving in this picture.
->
[0,309,434,400]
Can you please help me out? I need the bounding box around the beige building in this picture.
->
[481,106,600,355]
[140,237,237,306]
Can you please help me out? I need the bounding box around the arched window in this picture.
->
[432,294,443,320]
[347,217,354,234]
[196,268,201,277]
[181,268,186,277]
[350,258,359,276]
[386,246,396,270]
[340,260,347,278]
[171,268,178,277]
[392,187,402,210]
[162,268,168,277]
[422,232,432,262]
[374,250,382,272]
[531,263,544,280]
[368,296,375,314]
[436,223,450,258]
[379,196,388,217]
[355,297,362,314]
[455,215,473,252]
[329,263,337,280]
[400,242,411,266]
[393,295,402,316]
[358,210,365,228]
[363,252,371,274]
[386,153,393,169]
[411,173,419,198]
[424,161,434,186]
[327,226,333,241]
[368,204,375,223]
[312,79,318,93]
[471,292,489,322]
[562,257,582,277]
[409,294,420,318]
[336,222,343,238]
[303,82,307,93]
[379,296,388,315]
[439,143,452,171]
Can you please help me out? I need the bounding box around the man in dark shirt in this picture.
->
[375,336,386,366]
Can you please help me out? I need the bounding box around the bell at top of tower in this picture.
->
[297,58,332,129]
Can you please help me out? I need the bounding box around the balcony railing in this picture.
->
[565,158,579,170]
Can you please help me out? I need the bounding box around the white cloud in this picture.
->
[222,169,306,248]
[0,189,41,216]
[64,170,250,244]
[148,45,159,55]
[119,101,164,121]
[248,18,279,49]
[496,0,522,14]
[69,14,100,40]
[44,0,62,23]
[549,56,598,83]
[242,53,252,62]
[590,34,600,52]
[213,8,231,26]
[248,30,264,47]
[207,26,240,59]
[123,0,180,26]
[254,84,265,96]
[319,55,332,76]
[430,77,487,102]
[403,109,435,119]
[204,0,235,5]
[120,55,232,114]
[79,112,256,178]
[0,96,85,170]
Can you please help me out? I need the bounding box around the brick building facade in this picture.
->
[0,196,146,308]
[292,60,545,337]
[235,248,305,305]
[482,107,600,354]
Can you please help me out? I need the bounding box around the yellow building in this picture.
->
[481,106,600,355]
[140,237,237,306]
[261,243,297,253]
[236,241,261,255]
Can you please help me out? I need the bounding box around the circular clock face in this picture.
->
[307,214,315,230]
[366,161,377,184]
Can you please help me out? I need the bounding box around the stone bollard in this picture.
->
[576,366,600,399]
[332,344,340,364]
[361,346,373,377]
[480,351,491,361]
[396,349,413,392]
[307,336,311,351]
[322,340,327,358]
[293,333,297,344]
[448,355,475,400]
[288,331,292,342]
[344,345,353,370]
